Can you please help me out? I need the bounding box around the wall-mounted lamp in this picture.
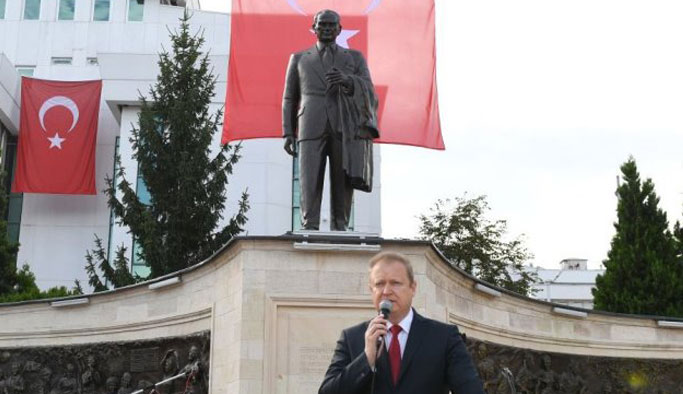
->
[474,283,502,298]
[657,320,683,329]
[552,306,588,319]
[148,276,181,290]
[50,297,90,308]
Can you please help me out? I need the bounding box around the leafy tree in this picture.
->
[592,158,683,317]
[0,265,81,303]
[419,194,538,296]
[87,12,249,290]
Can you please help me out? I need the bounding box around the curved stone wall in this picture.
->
[1,236,682,393]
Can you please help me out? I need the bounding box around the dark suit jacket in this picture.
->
[319,311,485,394]
[282,44,372,141]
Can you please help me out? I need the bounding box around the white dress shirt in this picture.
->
[385,308,413,358]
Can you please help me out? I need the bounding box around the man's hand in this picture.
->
[326,67,352,90]
[364,315,388,369]
[284,135,297,157]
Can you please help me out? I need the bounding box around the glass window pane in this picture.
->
[0,0,7,20]
[107,137,120,261]
[24,0,41,20]
[17,67,35,77]
[58,0,74,20]
[128,0,144,22]
[132,263,150,279]
[4,137,22,244]
[93,0,110,21]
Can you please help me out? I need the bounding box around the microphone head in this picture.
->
[379,300,392,318]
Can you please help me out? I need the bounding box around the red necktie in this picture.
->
[389,325,402,385]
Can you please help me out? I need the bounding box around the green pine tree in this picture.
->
[592,158,683,317]
[88,11,249,289]
[419,194,538,296]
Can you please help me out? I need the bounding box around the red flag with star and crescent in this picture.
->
[223,0,444,150]
[12,78,102,194]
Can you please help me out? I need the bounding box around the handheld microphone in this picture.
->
[379,300,392,319]
[377,300,393,349]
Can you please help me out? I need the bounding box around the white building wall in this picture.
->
[0,1,383,289]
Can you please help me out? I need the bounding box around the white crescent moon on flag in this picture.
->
[38,96,79,133]
[286,0,307,15]
[364,0,383,14]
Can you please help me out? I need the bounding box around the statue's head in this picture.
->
[106,376,119,391]
[121,372,132,386]
[312,9,341,44]
[188,345,199,361]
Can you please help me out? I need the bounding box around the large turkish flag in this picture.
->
[223,0,444,150]
[12,78,102,194]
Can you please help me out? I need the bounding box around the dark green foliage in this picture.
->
[84,235,135,291]
[86,12,249,290]
[0,264,81,303]
[592,158,683,317]
[419,195,538,296]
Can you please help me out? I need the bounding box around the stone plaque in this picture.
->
[130,347,159,372]
[271,304,374,394]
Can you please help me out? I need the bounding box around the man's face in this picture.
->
[369,260,416,323]
[313,12,341,44]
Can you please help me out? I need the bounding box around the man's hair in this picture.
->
[313,9,341,24]
[368,252,415,284]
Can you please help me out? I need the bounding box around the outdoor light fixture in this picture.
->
[657,320,683,329]
[50,297,90,308]
[474,283,501,297]
[552,306,588,319]
[148,276,181,290]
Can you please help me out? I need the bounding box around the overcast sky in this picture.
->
[202,0,683,269]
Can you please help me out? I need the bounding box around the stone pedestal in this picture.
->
[1,236,683,393]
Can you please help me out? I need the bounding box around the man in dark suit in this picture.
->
[319,252,485,394]
[282,10,378,231]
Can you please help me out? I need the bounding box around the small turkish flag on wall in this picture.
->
[12,78,102,195]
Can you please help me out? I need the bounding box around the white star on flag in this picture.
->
[308,29,360,49]
[336,30,359,49]
[48,133,65,149]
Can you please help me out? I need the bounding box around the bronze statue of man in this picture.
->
[283,9,379,231]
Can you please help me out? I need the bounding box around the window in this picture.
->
[87,57,99,65]
[128,0,144,22]
[107,137,120,263]
[24,0,41,20]
[0,0,6,20]
[131,162,152,278]
[3,133,23,244]
[51,57,72,65]
[58,0,75,20]
[16,67,35,77]
[93,0,110,21]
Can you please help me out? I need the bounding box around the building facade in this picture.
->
[0,0,382,289]
[529,258,604,309]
